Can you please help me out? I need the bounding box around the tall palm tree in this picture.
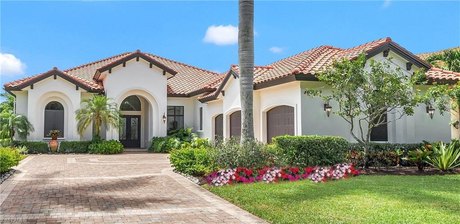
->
[0,110,34,145]
[76,95,120,140]
[239,0,255,143]
[427,49,460,72]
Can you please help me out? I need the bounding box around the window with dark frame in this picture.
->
[44,101,64,138]
[167,106,184,132]
[199,107,203,130]
[370,111,388,141]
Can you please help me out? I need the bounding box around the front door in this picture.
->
[120,115,141,148]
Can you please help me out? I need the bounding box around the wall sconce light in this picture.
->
[426,104,435,119]
[162,113,167,123]
[324,103,332,117]
[453,121,459,129]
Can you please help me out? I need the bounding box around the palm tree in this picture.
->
[0,92,15,113]
[76,95,120,140]
[0,110,34,145]
[427,49,460,72]
[238,0,255,143]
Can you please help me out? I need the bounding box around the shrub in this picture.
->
[0,147,24,173]
[348,143,422,168]
[273,135,349,167]
[404,147,432,171]
[149,128,197,153]
[59,141,92,153]
[88,140,124,154]
[170,146,216,177]
[13,141,48,154]
[425,141,460,171]
[212,138,274,169]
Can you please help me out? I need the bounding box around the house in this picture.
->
[4,37,460,148]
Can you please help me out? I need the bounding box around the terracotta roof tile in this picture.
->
[426,67,460,83]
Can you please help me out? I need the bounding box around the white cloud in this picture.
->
[269,47,284,54]
[382,0,392,9]
[203,25,238,46]
[0,53,26,76]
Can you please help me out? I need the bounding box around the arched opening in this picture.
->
[44,101,64,138]
[119,95,145,148]
[214,114,223,140]
[267,105,294,143]
[230,110,241,139]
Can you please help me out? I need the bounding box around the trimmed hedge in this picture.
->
[59,141,92,153]
[273,135,349,167]
[170,145,216,176]
[0,147,24,173]
[88,140,124,154]
[13,141,48,154]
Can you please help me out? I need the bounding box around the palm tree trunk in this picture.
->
[239,0,255,143]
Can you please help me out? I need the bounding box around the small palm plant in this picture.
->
[425,141,460,172]
[0,110,34,146]
[76,95,120,140]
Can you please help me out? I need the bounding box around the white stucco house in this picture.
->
[4,37,460,148]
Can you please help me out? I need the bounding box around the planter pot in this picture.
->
[49,140,59,153]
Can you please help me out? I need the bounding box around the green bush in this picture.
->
[149,128,197,153]
[59,141,92,153]
[0,147,24,173]
[425,141,460,171]
[88,140,124,154]
[13,141,48,154]
[348,143,423,167]
[212,138,274,169]
[273,135,349,167]
[170,142,216,176]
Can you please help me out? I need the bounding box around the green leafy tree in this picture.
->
[0,110,34,145]
[238,0,255,143]
[306,54,438,167]
[0,92,14,113]
[427,49,460,72]
[75,95,120,140]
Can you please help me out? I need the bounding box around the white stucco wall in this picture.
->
[103,58,168,141]
[19,77,82,141]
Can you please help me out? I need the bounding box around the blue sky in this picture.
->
[1,0,459,87]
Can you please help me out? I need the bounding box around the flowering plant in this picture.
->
[206,163,359,186]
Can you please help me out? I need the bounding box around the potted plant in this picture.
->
[48,130,60,153]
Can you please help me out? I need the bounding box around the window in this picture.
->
[44,101,64,137]
[120,95,141,111]
[167,106,184,132]
[199,107,203,130]
[370,111,388,141]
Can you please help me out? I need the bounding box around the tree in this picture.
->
[306,54,435,167]
[0,92,15,113]
[75,95,120,140]
[238,0,255,143]
[427,49,460,72]
[0,110,34,145]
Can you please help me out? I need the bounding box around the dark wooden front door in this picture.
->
[267,106,295,143]
[120,115,141,148]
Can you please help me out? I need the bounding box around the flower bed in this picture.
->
[206,163,359,186]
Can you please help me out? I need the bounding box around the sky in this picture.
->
[1,0,460,88]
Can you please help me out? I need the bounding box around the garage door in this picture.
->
[214,114,223,140]
[230,111,241,139]
[267,106,295,143]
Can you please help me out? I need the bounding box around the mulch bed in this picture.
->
[359,167,460,175]
[0,169,16,184]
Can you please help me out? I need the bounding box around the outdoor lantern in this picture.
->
[426,105,435,119]
[162,113,167,123]
[324,103,332,117]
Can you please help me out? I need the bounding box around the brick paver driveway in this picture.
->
[0,153,265,223]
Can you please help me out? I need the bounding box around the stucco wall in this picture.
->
[103,59,168,141]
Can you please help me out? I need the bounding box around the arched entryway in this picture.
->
[44,101,65,138]
[266,105,295,143]
[119,95,151,148]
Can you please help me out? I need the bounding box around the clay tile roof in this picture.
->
[4,51,223,96]
[426,67,460,83]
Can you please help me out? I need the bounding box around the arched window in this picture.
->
[44,101,64,137]
[120,95,141,111]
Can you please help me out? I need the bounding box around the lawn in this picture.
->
[207,175,460,224]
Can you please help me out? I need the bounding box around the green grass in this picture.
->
[207,175,460,224]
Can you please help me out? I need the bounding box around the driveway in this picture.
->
[0,153,265,223]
